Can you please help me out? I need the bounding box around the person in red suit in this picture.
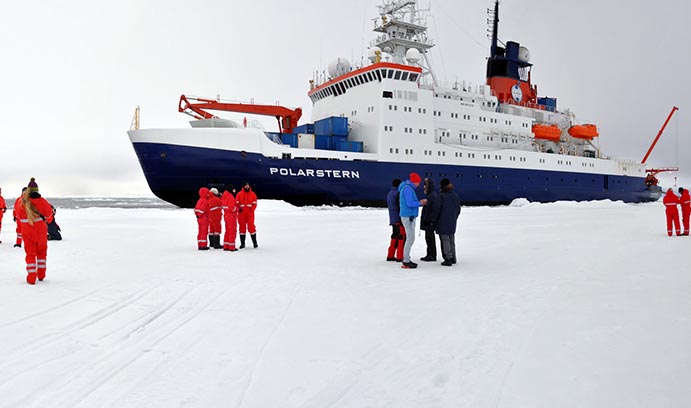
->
[236,181,258,248]
[221,185,238,251]
[679,187,690,236]
[15,178,54,284]
[663,188,681,237]
[12,188,27,247]
[0,186,6,243]
[194,187,210,250]
[208,188,223,249]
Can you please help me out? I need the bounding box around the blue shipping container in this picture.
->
[293,123,315,134]
[280,133,298,148]
[332,135,347,146]
[314,116,348,136]
[315,135,332,150]
[336,141,363,153]
[537,97,557,112]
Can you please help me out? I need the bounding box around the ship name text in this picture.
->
[270,167,360,179]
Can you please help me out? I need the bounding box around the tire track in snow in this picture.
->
[0,283,162,377]
[1,283,222,408]
[233,285,301,408]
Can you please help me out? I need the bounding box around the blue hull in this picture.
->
[132,142,662,208]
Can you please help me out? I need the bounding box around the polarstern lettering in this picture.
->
[270,167,360,179]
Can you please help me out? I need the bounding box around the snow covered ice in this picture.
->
[0,199,689,407]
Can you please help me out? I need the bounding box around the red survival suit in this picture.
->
[16,192,54,284]
[663,189,681,237]
[208,190,223,248]
[0,193,6,240]
[221,190,238,251]
[194,187,210,249]
[236,185,258,248]
[680,188,691,235]
[13,197,23,247]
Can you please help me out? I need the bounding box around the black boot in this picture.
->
[240,234,246,249]
[251,233,258,248]
[212,235,223,249]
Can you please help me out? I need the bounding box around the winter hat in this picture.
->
[391,178,402,188]
[409,172,421,184]
[28,177,39,193]
[679,187,684,194]
[225,184,235,193]
[440,178,451,189]
[209,187,219,195]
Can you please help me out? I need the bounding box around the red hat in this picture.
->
[409,172,421,184]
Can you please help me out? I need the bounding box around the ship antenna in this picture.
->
[489,0,499,57]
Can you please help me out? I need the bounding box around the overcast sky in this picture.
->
[1,0,688,197]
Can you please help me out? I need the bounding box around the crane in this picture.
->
[641,106,680,187]
[178,95,302,134]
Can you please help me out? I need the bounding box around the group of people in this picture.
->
[387,172,461,269]
[194,181,258,251]
[663,187,691,236]
[0,179,56,284]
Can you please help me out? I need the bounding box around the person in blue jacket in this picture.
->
[386,178,405,262]
[398,172,427,269]
[435,178,461,266]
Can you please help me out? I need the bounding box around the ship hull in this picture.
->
[130,141,662,208]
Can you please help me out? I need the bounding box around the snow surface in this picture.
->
[0,200,689,408]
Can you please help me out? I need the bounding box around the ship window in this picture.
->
[358,75,364,85]
[383,91,393,98]
[367,72,374,81]
[387,70,394,78]
[394,71,402,80]
[409,73,418,82]
[401,72,409,81]
[375,70,382,81]
[396,148,399,153]
[339,83,346,93]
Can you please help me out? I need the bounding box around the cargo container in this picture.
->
[297,133,315,149]
[293,123,315,134]
[315,134,332,150]
[335,140,363,152]
[280,133,298,148]
[314,116,348,136]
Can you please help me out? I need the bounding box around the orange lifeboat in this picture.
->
[568,124,599,140]
[532,124,561,141]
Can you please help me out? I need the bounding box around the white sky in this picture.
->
[1,0,689,196]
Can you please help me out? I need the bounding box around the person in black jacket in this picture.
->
[419,177,441,262]
[435,178,461,266]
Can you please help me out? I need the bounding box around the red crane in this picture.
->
[641,106,678,164]
[178,95,302,134]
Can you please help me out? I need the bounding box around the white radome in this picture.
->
[518,46,531,63]
[405,48,421,63]
[327,58,352,78]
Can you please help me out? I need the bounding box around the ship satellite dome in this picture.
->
[518,46,531,63]
[405,48,421,63]
[327,57,352,78]
[383,46,393,53]
[367,47,381,62]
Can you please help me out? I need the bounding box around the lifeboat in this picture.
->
[532,124,561,141]
[568,124,599,140]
